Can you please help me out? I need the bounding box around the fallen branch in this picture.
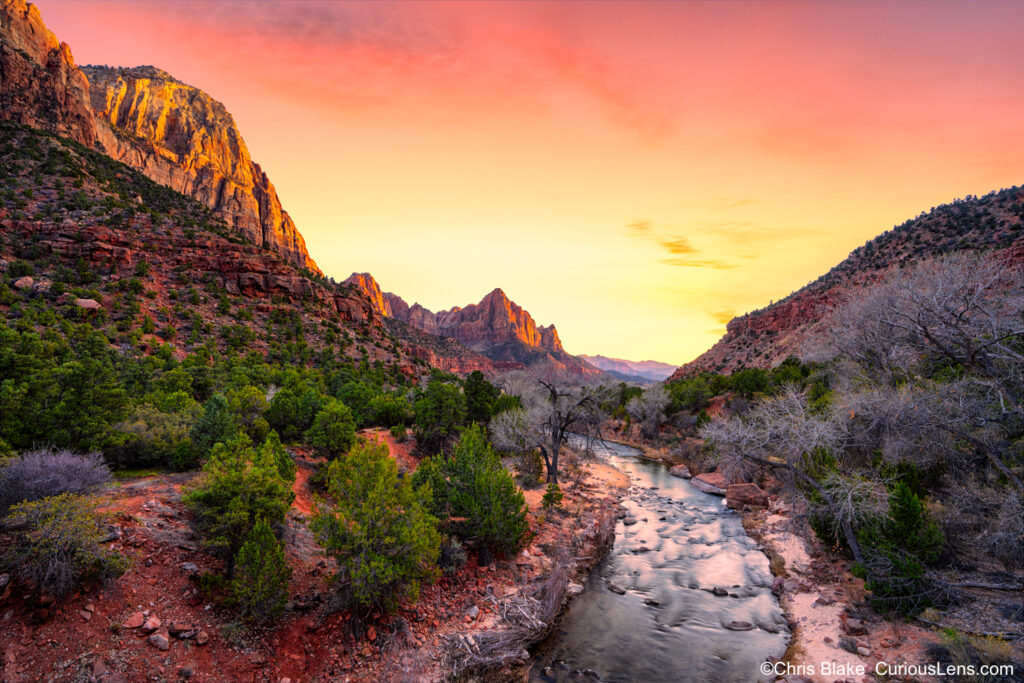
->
[914,615,1024,641]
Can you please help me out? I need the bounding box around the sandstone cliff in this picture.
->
[82,65,318,273]
[346,273,601,377]
[671,187,1024,379]
[0,0,96,147]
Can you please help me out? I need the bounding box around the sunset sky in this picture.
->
[35,0,1024,365]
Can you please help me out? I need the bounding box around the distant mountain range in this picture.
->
[578,355,676,383]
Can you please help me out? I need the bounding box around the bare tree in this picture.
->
[490,378,607,484]
[626,384,668,440]
[700,388,876,562]
[823,252,1024,492]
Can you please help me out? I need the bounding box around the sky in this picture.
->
[34,0,1024,365]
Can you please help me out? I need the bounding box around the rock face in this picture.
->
[347,273,602,377]
[0,0,97,146]
[82,65,318,273]
[670,187,1024,378]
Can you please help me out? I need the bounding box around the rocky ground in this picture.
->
[0,437,627,683]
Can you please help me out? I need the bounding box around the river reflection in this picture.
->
[530,439,788,683]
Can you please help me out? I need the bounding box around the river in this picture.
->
[529,438,789,683]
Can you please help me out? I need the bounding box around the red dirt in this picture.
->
[0,446,626,683]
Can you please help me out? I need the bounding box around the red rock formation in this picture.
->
[82,65,318,273]
[0,0,96,146]
[670,187,1024,379]
[346,272,393,317]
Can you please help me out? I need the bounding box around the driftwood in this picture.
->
[444,563,570,677]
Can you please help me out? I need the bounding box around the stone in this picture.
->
[669,464,691,479]
[141,614,161,634]
[711,586,728,596]
[12,276,34,290]
[179,665,194,678]
[691,472,727,496]
[123,611,145,629]
[366,625,376,642]
[606,581,626,595]
[622,517,639,526]
[566,582,584,596]
[840,614,868,636]
[725,483,769,509]
[148,628,170,651]
[195,630,209,646]
[724,620,754,631]
[73,298,101,310]
[91,660,106,677]
[169,623,195,639]
[79,609,92,621]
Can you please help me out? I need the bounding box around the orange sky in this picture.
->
[35,1,1024,365]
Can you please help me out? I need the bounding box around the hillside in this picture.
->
[347,273,602,378]
[672,187,1024,378]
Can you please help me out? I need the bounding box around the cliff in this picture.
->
[0,0,96,146]
[346,273,601,377]
[671,187,1024,378]
[82,65,318,273]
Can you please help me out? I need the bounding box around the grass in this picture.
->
[111,468,165,480]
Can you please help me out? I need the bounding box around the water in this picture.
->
[530,438,789,683]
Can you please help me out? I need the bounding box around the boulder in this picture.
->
[73,298,101,310]
[669,464,691,479]
[12,276,33,290]
[691,472,727,496]
[725,483,768,509]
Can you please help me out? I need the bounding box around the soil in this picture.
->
[0,435,628,683]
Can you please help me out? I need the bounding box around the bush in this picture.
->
[265,382,323,441]
[230,518,291,622]
[0,448,111,513]
[311,441,439,612]
[187,395,237,466]
[856,481,944,614]
[306,399,356,457]
[4,493,128,597]
[114,402,199,468]
[390,424,407,443]
[412,425,527,556]
[542,482,563,509]
[438,536,467,576]
[183,434,295,575]
[227,386,270,443]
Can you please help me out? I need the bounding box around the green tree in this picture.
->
[228,385,270,442]
[463,371,498,424]
[414,379,466,454]
[183,434,295,576]
[413,425,527,556]
[258,430,296,482]
[311,441,439,612]
[188,394,237,466]
[306,398,356,457]
[230,518,291,622]
[265,381,323,441]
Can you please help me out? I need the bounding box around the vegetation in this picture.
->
[701,253,1024,614]
[306,398,356,457]
[0,448,111,512]
[311,441,440,613]
[183,434,295,575]
[230,518,291,622]
[413,425,528,557]
[3,493,128,598]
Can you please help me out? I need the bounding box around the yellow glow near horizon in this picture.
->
[35,1,1024,365]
